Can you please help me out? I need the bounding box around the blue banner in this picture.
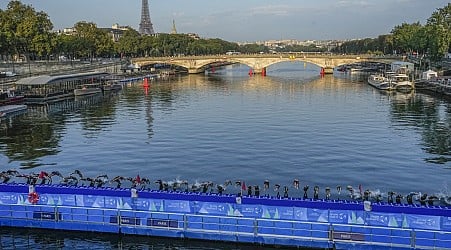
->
[293,207,308,221]
[196,201,232,216]
[75,195,105,208]
[405,214,441,230]
[307,208,329,223]
[261,205,294,220]
[441,217,451,231]
[0,192,20,205]
[366,212,405,228]
[329,210,349,224]
[164,200,190,213]
[236,204,263,218]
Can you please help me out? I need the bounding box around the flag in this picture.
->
[239,181,247,197]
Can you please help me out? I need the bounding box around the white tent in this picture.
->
[421,69,437,80]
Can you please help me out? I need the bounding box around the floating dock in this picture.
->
[0,183,450,250]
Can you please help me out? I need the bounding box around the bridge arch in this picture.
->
[133,54,401,74]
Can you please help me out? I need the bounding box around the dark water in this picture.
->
[0,62,450,248]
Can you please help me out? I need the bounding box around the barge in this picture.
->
[15,72,110,103]
[0,183,450,249]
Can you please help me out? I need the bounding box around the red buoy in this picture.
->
[143,77,149,88]
[248,69,253,76]
[320,68,325,76]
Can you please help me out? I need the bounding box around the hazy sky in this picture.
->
[1,0,448,42]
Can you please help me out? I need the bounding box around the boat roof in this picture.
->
[16,72,109,86]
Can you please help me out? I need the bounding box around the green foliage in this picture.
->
[391,22,424,53]
[276,44,326,53]
[0,0,53,58]
[239,44,269,54]
[425,3,450,61]
[115,32,240,57]
[333,3,449,62]
[332,35,392,54]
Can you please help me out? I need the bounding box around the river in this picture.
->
[0,62,450,249]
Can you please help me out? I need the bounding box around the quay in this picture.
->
[0,183,450,249]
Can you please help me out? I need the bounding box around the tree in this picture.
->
[0,1,53,60]
[425,3,450,61]
[115,29,142,57]
[73,21,98,60]
[391,22,423,54]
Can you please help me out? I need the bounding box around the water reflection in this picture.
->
[0,66,449,178]
[0,227,300,250]
[0,92,120,167]
[386,90,451,165]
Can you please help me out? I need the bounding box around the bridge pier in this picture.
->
[252,68,265,75]
[324,67,334,74]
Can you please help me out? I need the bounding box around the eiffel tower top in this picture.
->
[171,20,177,34]
[139,0,155,35]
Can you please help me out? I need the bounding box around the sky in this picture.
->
[0,0,449,42]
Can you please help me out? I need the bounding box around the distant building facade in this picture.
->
[58,24,130,42]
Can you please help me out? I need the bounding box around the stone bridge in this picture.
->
[132,54,402,74]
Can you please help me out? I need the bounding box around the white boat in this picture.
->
[367,74,394,91]
[74,84,102,96]
[389,73,414,92]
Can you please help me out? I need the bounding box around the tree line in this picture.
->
[0,1,449,62]
[332,3,450,61]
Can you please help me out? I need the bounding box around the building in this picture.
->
[101,24,131,42]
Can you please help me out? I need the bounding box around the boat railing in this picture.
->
[0,202,450,249]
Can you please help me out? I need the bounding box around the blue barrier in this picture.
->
[0,183,450,249]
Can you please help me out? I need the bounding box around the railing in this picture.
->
[0,203,449,249]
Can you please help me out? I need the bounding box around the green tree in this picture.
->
[425,3,450,61]
[95,30,114,58]
[115,29,142,57]
[391,22,423,54]
[73,21,98,60]
[0,1,53,60]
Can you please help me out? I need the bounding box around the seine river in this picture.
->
[0,62,450,249]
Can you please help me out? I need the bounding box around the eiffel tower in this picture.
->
[139,0,155,35]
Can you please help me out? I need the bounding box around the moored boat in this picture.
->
[389,73,414,92]
[367,74,393,91]
[0,89,25,105]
